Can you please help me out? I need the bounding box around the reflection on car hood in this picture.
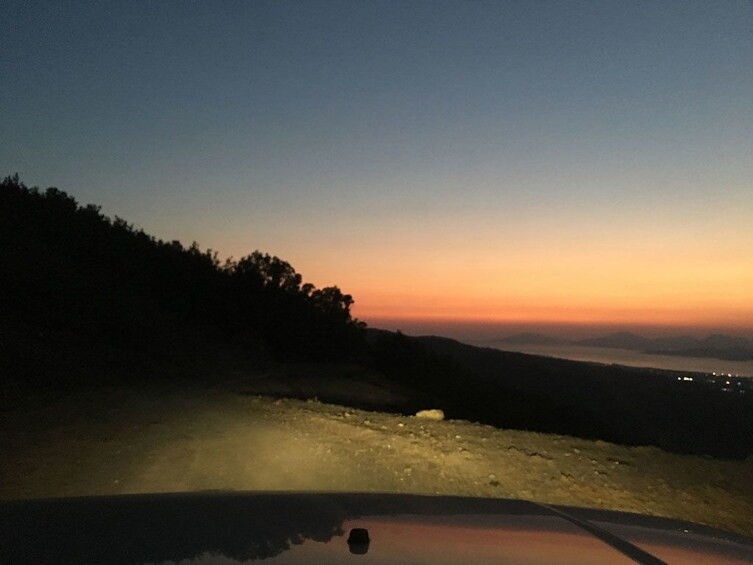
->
[1,492,752,564]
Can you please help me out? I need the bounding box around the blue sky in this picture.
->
[2,1,752,332]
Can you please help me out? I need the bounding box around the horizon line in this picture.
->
[360,317,753,339]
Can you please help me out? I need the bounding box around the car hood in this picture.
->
[1,492,752,564]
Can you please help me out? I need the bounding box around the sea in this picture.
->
[468,342,753,379]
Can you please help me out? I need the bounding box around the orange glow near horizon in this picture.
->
[300,241,753,333]
[353,304,753,333]
[218,177,753,336]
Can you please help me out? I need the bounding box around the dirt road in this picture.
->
[1,381,752,537]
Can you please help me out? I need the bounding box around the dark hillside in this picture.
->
[0,175,364,388]
[367,330,753,459]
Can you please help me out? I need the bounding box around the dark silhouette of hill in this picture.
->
[577,332,753,361]
[662,335,753,361]
[493,331,753,362]
[0,175,364,388]
[491,332,565,345]
[575,331,655,350]
[648,335,701,350]
[367,329,753,459]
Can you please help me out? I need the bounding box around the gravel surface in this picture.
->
[2,381,752,537]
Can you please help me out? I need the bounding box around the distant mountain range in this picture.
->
[492,331,753,361]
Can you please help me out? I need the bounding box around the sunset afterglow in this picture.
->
[4,1,752,336]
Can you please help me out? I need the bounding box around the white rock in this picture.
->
[415,409,445,421]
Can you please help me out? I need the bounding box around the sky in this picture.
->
[2,1,752,338]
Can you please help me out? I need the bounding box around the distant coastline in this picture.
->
[475,341,753,379]
[489,331,753,362]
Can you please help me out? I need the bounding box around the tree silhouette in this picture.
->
[0,175,365,386]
